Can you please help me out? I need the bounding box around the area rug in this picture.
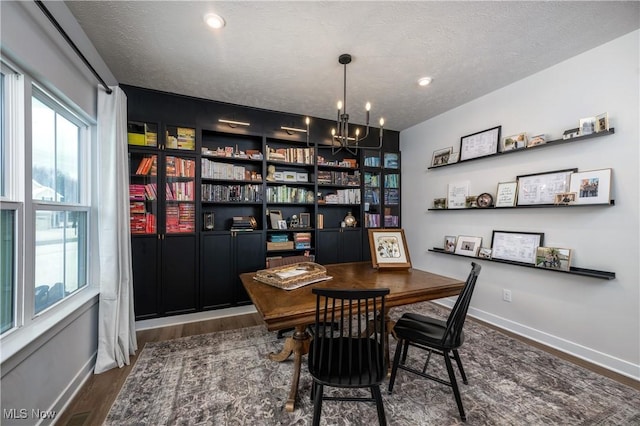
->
[105,302,640,425]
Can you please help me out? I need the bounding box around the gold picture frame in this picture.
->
[368,228,412,269]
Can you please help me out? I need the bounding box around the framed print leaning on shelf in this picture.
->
[459,125,501,161]
[269,210,283,229]
[500,133,527,152]
[491,230,544,264]
[568,168,612,205]
[368,229,412,269]
[444,235,457,253]
[495,181,518,207]
[595,112,609,132]
[516,168,576,206]
[454,236,482,257]
[431,147,452,167]
[536,247,572,271]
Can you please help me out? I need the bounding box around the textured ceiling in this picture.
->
[65,1,640,131]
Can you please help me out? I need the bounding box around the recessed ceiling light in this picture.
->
[418,77,432,87]
[204,13,225,29]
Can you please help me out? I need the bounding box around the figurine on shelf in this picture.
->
[344,211,357,227]
[266,164,276,181]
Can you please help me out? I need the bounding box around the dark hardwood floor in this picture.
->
[55,312,263,426]
[56,312,638,425]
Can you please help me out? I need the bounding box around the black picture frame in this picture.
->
[491,230,545,264]
[516,168,577,206]
[459,125,501,161]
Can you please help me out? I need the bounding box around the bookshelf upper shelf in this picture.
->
[427,128,615,170]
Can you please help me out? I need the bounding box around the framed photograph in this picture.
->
[459,125,501,161]
[527,134,546,148]
[516,168,577,206]
[491,230,544,264]
[448,152,459,164]
[554,192,577,205]
[431,147,452,167]
[433,198,447,209]
[495,181,518,207]
[368,229,412,269]
[501,133,527,152]
[478,248,492,259]
[579,116,596,136]
[465,196,478,208]
[296,172,308,182]
[444,235,457,253]
[536,247,572,271]
[568,168,612,205]
[277,219,288,230]
[595,112,609,133]
[299,212,310,228]
[454,236,482,257]
[269,210,283,229]
[283,171,297,182]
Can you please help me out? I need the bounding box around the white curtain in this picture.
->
[94,86,138,374]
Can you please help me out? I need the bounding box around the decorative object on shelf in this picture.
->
[495,181,518,207]
[516,168,576,206]
[266,165,276,182]
[231,216,257,231]
[459,125,501,161]
[289,214,299,228]
[203,212,214,230]
[218,118,250,128]
[554,192,577,205]
[568,168,612,205]
[579,116,596,136]
[368,228,412,269]
[491,230,544,264]
[447,180,469,209]
[320,54,384,155]
[563,128,580,139]
[277,220,288,230]
[527,134,546,147]
[454,235,482,257]
[536,247,572,271]
[478,247,492,259]
[465,196,478,208]
[433,198,447,209]
[476,193,494,208]
[595,112,609,133]
[501,132,527,152]
[444,235,457,253]
[448,152,459,164]
[343,211,357,227]
[431,147,452,167]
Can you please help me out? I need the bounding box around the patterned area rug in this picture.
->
[106,302,640,425]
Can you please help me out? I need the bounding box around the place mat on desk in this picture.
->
[253,262,332,290]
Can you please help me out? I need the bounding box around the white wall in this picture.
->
[401,30,639,380]
[1,1,113,424]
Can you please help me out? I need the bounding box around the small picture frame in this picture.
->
[478,248,492,259]
[465,196,478,208]
[501,133,527,152]
[579,116,596,136]
[448,152,459,164]
[269,210,283,229]
[299,212,310,228]
[568,168,612,205]
[536,247,572,271]
[495,181,518,208]
[454,236,482,257]
[595,112,609,133]
[431,147,453,167]
[433,198,447,209]
[444,235,457,253]
[527,134,546,148]
[554,192,577,205]
[368,228,412,269]
[277,219,288,230]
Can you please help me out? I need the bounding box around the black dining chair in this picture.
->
[308,288,390,426]
[388,262,481,422]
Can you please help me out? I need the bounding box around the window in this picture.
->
[31,88,89,314]
[1,210,15,333]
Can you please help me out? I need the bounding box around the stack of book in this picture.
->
[267,233,293,250]
[231,216,257,231]
[293,232,312,249]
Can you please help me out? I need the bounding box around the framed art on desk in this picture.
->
[368,229,412,269]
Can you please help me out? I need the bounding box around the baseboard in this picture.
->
[434,299,640,382]
[135,305,258,331]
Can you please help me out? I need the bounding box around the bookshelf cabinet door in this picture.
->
[341,228,362,262]
[201,233,234,309]
[161,235,197,315]
[234,232,265,304]
[317,230,340,264]
[131,237,160,320]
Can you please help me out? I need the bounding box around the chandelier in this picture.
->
[330,54,384,154]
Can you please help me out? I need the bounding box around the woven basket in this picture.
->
[254,262,330,290]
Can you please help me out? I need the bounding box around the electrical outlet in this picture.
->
[503,289,512,302]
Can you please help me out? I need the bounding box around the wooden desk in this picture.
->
[239,261,465,412]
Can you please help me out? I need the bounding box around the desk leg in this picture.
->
[268,325,310,412]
